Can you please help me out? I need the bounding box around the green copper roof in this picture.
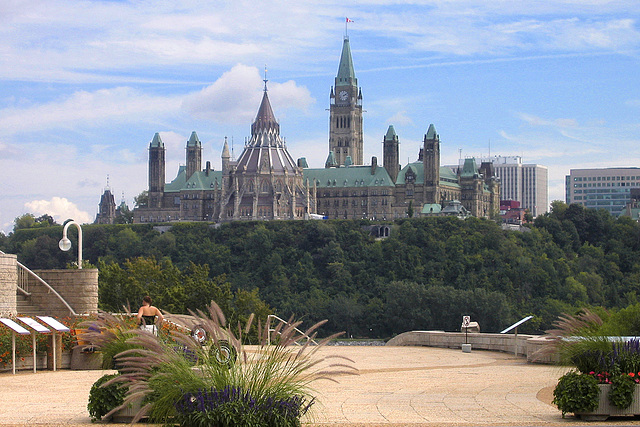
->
[385,125,397,140]
[422,204,442,214]
[461,158,479,178]
[164,166,224,192]
[325,151,338,168]
[150,132,164,148]
[337,37,356,84]
[395,162,461,188]
[297,157,309,168]
[425,124,438,139]
[187,131,201,147]
[344,156,353,167]
[303,165,394,188]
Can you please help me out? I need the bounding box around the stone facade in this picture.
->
[131,36,500,224]
[0,254,17,316]
[29,269,99,317]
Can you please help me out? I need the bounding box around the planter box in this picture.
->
[0,353,47,372]
[576,384,640,421]
[109,397,145,423]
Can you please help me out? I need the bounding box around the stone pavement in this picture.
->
[1,345,638,426]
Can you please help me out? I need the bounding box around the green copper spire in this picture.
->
[150,132,164,148]
[337,37,356,84]
[187,131,201,147]
[385,125,397,140]
[426,124,438,139]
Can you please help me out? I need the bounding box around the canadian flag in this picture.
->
[346,17,354,23]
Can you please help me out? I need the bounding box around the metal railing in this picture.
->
[0,250,78,316]
[266,314,318,346]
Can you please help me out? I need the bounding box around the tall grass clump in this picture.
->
[102,301,356,425]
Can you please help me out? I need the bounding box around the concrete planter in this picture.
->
[576,384,640,421]
[110,397,144,423]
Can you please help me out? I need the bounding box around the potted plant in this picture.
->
[546,310,640,420]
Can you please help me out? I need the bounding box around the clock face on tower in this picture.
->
[339,90,348,101]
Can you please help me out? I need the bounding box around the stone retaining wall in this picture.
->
[0,254,17,316]
[29,269,99,317]
[386,330,558,364]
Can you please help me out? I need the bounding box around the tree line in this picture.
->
[3,201,640,338]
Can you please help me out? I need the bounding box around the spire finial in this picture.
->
[106,174,110,190]
[263,65,268,92]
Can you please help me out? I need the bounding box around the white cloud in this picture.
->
[0,87,182,136]
[386,111,414,126]
[182,64,314,125]
[24,197,92,225]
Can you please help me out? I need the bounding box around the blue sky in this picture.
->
[1,0,639,233]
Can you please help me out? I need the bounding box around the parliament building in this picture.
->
[130,36,500,224]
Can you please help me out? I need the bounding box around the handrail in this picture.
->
[266,314,318,346]
[0,250,78,316]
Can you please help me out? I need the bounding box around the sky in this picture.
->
[1,0,639,233]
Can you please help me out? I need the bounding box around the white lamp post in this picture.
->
[59,220,83,269]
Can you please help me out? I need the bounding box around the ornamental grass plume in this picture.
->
[103,301,357,425]
[532,308,610,367]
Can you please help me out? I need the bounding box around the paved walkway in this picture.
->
[0,345,638,426]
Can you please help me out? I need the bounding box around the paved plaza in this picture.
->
[1,345,640,426]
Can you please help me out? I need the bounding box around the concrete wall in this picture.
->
[386,330,558,364]
[29,269,99,317]
[0,254,17,316]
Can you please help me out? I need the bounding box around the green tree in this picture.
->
[13,213,58,231]
[134,190,149,208]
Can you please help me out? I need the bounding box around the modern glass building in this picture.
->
[565,168,640,217]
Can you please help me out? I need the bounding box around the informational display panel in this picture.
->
[0,318,31,335]
[0,318,31,374]
[37,316,71,332]
[18,317,51,333]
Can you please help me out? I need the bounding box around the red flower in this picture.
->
[590,371,595,375]
[630,372,636,377]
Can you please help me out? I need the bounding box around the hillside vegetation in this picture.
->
[3,201,640,338]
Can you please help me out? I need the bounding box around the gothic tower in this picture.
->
[423,124,440,204]
[383,125,400,183]
[329,36,363,166]
[148,132,165,209]
[186,131,202,180]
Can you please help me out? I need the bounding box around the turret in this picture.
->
[423,124,440,204]
[148,132,165,208]
[383,125,400,183]
[186,131,202,180]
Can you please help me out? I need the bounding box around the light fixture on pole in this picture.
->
[59,220,83,269]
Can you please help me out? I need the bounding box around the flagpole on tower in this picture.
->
[345,17,354,38]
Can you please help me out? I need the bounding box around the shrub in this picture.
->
[553,371,600,416]
[87,373,126,421]
[175,386,313,427]
[609,373,637,409]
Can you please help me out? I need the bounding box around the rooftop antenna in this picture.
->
[231,136,235,160]
[458,148,462,160]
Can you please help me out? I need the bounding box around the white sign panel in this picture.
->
[462,316,471,328]
[0,318,30,335]
[18,317,50,333]
[37,316,70,332]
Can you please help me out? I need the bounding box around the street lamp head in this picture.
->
[59,238,72,251]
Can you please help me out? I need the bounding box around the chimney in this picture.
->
[371,156,377,175]
[205,161,211,176]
